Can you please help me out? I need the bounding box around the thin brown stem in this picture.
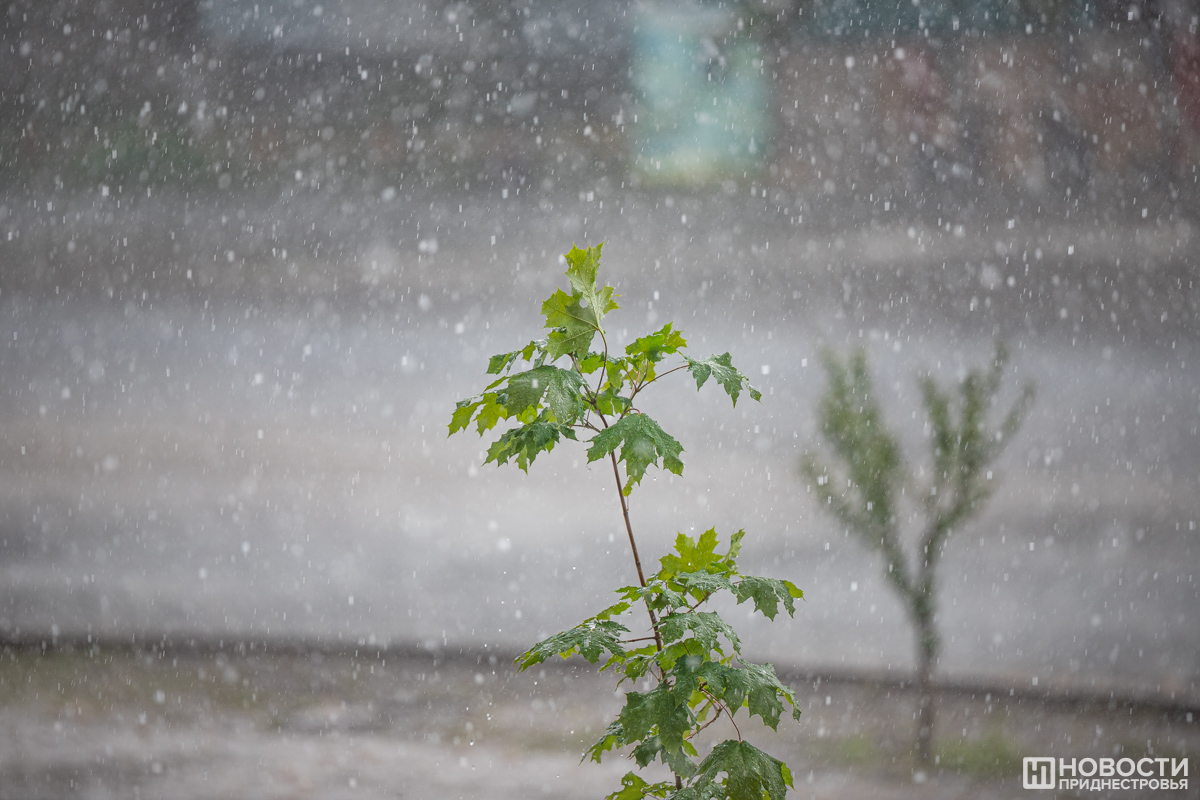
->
[591,342,675,790]
[628,362,689,403]
[701,687,742,741]
[594,330,610,396]
[610,450,665,653]
[685,703,721,740]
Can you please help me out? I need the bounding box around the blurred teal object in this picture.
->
[632,4,769,185]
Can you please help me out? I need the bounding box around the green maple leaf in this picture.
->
[587,414,683,495]
[473,394,507,432]
[487,340,543,375]
[631,735,698,777]
[578,353,633,410]
[564,243,619,323]
[542,289,603,359]
[618,684,677,743]
[485,420,576,472]
[696,661,799,730]
[659,529,737,577]
[669,786,725,800]
[448,394,509,435]
[593,387,633,418]
[454,360,581,436]
[606,772,650,800]
[695,662,752,710]
[588,720,625,763]
[739,662,799,729]
[604,773,674,800]
[623,578,688,615]
[516,619,629,669]
[542,368,586,423]
[684,353,762,406]
[505,366,585,424]
[625,322,687,363]
[502,369,548,416]
[659,611,740,655]
[592,599,633,621]
[673,571,736,601]
[487,352,518,375]
[734,576,804,621]
[578,351,611,374]
[542,244,620,360]
[563,242,601,288]
[645,640,702,673]
[618,683,693,767]
[692,740,793,800]
[449,398,480,434]
[612,642,661,681]
[726,529,745,561]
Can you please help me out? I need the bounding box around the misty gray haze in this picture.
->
[0,0,1197,797]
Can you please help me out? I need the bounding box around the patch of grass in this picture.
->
[834,733,880,767]
[69,121,218,188]
[802,732,885,771]
[0,648,264,716]
[936,730,1022,780]
[509,726,588,754]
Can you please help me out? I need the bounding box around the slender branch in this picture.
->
[594,329,610,396]
[593,359,673,788]
[628,362,689,403]
[570,353,598,429]
[582,387,603,422]
[610,450,665,653]
[700,687,742,741]
[632,363,648,395]
[620,635,659,644]
[609,451,645,587]
[592,408,666,656]
[649,362,690,382]
[686,703,721,739]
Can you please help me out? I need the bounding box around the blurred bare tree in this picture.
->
[802,344,1035,771]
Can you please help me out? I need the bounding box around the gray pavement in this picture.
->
[2,646,1196,800]
[0,189,1198,704]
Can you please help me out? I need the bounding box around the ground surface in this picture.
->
[1,190,1199,800]
[1,189,1198,699]
[0,645,1195,800]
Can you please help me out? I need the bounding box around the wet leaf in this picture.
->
[684,353,761,406]
[734,576,804,620]
[587,413,684,494]
[692,740,793,800]
[516,619,629,668]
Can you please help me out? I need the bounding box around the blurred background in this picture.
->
[0,0,1197,796]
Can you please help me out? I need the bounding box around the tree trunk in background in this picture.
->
[914,613,937,771]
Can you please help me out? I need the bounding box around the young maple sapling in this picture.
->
[449,244,805,800]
